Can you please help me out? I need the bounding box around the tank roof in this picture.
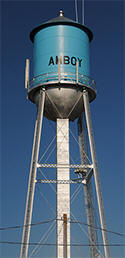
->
[30,10,93,42]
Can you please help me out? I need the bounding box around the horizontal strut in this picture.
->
[36,179,84,184]
[37,163,93,169]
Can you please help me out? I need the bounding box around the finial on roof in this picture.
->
[59,10,64,17]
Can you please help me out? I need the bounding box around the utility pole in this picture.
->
[63,214,67,258]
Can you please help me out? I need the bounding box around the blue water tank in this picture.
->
[29,11,95,121]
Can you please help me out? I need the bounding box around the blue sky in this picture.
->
[1,1,124,257]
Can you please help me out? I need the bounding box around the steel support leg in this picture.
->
[20,90,45,258]
[83,90,110,258]
[78,116,100,258]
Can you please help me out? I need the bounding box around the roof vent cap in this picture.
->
[59,10,64,16]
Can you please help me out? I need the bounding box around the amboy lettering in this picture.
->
[48,56,82,67]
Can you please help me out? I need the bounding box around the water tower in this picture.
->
[20,10,110,258]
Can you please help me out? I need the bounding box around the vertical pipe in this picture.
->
[63,214,67,258]
[20,90,45,258]
[25,59,29,89]
[76,61,78,84]
[56,119,70,258]
[58,58,60,83]
[75,0,78,23]
[83,90,110,258]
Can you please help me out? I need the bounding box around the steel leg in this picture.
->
[83,90,110,258]
[20,90,45,258]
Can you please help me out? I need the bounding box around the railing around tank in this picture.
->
[25,59,96,93]
[28,71,96,93]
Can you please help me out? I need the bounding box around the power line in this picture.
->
[0,241,125,247]
[0,218,56,231]
[1,218,125,238]
[70,219,125,238]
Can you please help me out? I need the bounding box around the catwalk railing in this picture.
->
[27,71,96,92]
